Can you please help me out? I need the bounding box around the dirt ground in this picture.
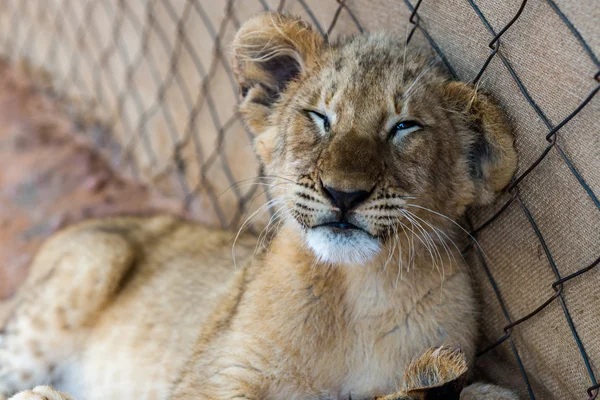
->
[0,61,181,299]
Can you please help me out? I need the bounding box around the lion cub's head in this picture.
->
[232,13,516,265]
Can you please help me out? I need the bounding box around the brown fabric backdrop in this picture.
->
[0,1,598,399]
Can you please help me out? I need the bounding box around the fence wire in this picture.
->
[0,0,598,399]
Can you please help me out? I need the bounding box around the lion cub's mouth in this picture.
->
[316,220,362,231]
[305,218,381,265]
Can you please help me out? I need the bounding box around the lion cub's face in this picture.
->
[233,13,516,265]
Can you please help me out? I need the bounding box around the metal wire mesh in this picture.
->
[0,0,598,398]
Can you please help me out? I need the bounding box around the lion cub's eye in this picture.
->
[390,120,422,138]
[305,110,330,134]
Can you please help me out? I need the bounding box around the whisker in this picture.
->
[403,211,448,276]
[404,58,437,99]
[251,205,289,267]
[403,210,462,271]
[404,203,495,269]
[397,220,428,287]
[232,197,285,268]
[216,175,295,200]
[260,175,297,184]
[401,21,410,88]
[403,213,440,269]
[396,226,404,283]
[403,211,448,297]
[257,206,287,251]
[382,219,399,274]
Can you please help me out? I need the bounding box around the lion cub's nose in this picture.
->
[323,186,370,213]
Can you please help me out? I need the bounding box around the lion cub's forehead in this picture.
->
[312,34,446,123]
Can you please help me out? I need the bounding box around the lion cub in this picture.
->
[1,12,518,400]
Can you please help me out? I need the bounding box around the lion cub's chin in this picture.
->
[305,226,381,266]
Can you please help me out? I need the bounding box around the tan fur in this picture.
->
[2,13,518,400]
[5,386,72,400]
[376,347,468,400]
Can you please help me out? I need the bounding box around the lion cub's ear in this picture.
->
[232,13,324,135]
[444,82,518,205]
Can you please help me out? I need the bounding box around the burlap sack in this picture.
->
[0,0,597,398]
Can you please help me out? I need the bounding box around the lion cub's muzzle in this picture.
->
[292,177,382,264]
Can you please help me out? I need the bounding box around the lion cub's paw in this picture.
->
[373,348,519,400]
[8,386,73,400]
[374,346,468,400]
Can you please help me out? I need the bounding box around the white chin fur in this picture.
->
[305,227,381,266]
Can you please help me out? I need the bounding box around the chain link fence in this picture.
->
[0,0,598,399]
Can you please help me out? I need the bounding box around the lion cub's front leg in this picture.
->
[6,386,73,400]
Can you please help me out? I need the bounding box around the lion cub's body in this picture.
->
[1,12,519,400]
[1,215,473,400]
